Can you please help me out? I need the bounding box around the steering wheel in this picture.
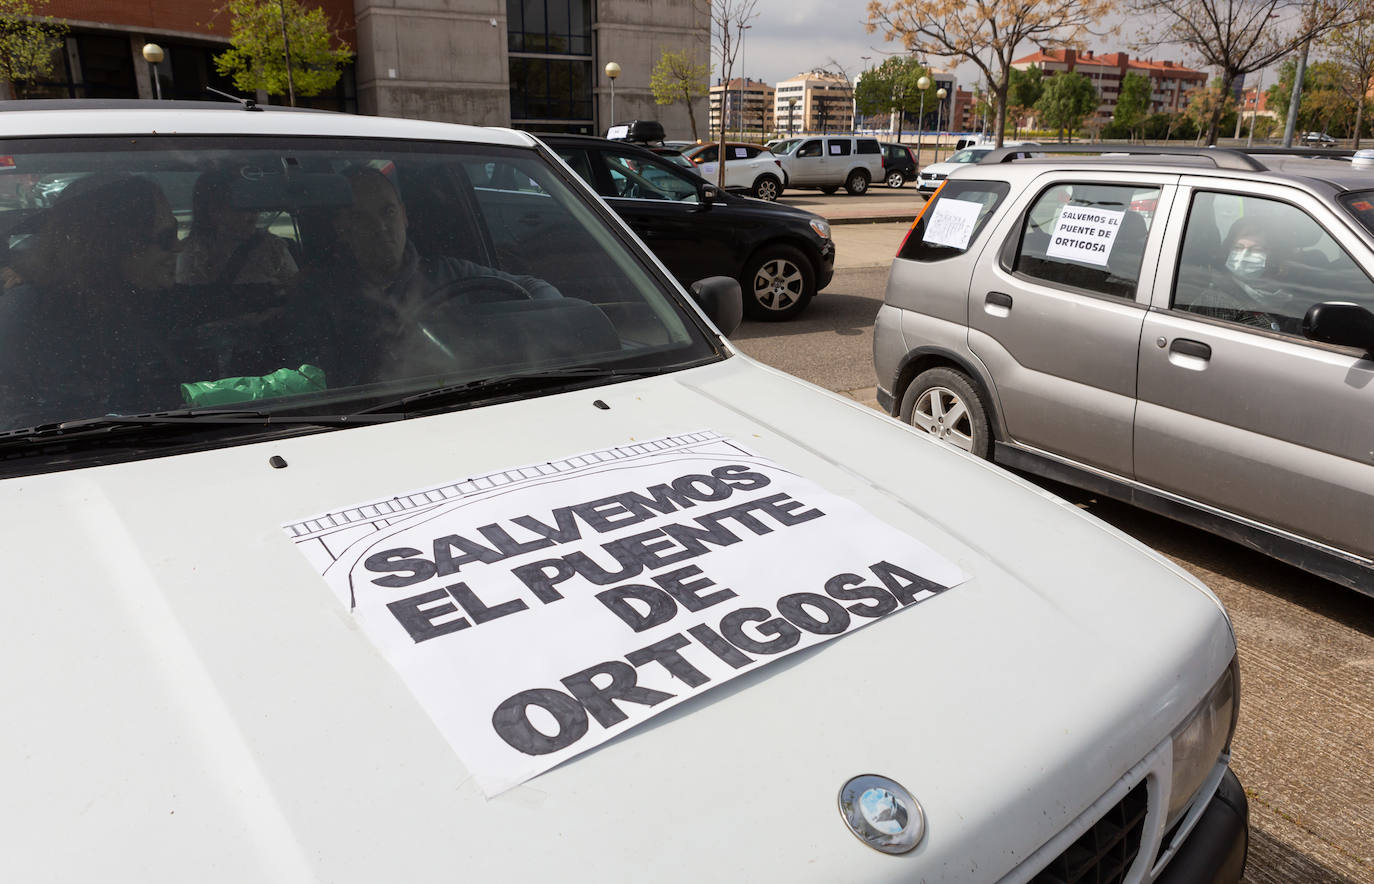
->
[423,274,534,306]
[402,275,535,371]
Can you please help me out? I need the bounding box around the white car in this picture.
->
[681,140,786,200]
[0,101,1246,883]
[916,141,1040,192]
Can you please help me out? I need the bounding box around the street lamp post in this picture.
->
[935,87,947,160]
[604,61,621,131]
[787,97,797,136]
[739,24,752,140]
[141,42,164,100]
[856,55,870,134]
[915,74,930,170]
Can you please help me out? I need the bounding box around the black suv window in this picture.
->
[856,139,881,155]
[1174,191,1374,335]
[601,149,700,202]
[898,179,1010,262]
[1012,182,1159,299]
[796,140,822,158]
[826,139,852,156]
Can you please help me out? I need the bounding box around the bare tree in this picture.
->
[1130,0,1355,144]
[705,0,759,188]
[866,0,1116,148]
[1324,1,1374,148]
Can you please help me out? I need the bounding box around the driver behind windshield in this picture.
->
[0,174,185,429]
[305,167,562,385]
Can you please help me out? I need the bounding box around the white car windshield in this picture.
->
[948,149,992,164]
[0,137,720,433]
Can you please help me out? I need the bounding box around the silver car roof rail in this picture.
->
[976,144,1268,172]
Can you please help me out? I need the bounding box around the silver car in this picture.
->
[874,146,1374,595]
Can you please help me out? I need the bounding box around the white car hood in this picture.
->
[0,356,1233,883]
[922,160,972,176]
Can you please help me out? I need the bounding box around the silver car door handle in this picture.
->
[1166,337,1212,371]
[984,291,1013,317]
[1170,338,1212,360]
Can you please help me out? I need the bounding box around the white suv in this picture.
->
[0,101,1245,883]
[681,141,785,200]
[773,135,885,194]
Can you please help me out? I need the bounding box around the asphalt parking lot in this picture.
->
[735,206,1374,884]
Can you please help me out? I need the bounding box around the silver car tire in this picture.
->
[844,170,870,195]
[886,170,905,188]
[752,175,782,201]
[740,244,814,321]
[900,367,992,458]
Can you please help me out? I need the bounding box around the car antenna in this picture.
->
[205,86,264,112]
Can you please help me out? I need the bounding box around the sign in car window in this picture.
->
[1046,205,1124,266]
[922,198,984,250]
[284,431,969,795]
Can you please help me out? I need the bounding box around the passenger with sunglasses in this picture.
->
[0,174,188,429]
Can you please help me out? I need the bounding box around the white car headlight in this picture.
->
[1167,660,1238,827]
[809,218,831,240]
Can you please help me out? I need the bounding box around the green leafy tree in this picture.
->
[0,0,66,100]
[1007,64,1043,137]
[854,55,933,142]
[1035,71,1098,141]
[650,49,710,142]
[1183,79,1235,142]
[1113,71,1151,140]
[1325,1,1374,147]
[215,0,353,106]
[1266,58,1352,136]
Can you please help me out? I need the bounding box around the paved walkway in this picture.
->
[777,186,926,225]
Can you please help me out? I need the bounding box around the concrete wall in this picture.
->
[354,0,510,124]
[594,0,708,139]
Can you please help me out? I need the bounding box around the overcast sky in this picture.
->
[730,0,1285,92]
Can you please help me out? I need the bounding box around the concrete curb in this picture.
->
[827,214,917,225]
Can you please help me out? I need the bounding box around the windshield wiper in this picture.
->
[0,408,403,446]
[357,365,687,416]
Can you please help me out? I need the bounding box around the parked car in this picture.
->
[773,135,885,195]
[880,141,918,188]
[915,141,1039,193]
[542,134,831,319]
[680,141,786,201]
[0,101,1247,884]
[874,144,1374,595]
[1301,131,1337,145]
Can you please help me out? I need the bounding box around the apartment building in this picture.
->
[708,77,775,137]
[1011,49,1207,125]
[774,70,853,135]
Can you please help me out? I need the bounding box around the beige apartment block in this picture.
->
[773,71,854,136]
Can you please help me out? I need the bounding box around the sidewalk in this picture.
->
[777,187,927,225]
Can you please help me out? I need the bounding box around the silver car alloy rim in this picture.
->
[887,171,903,187]
[756,178,778,200]
[912,386,973,451]
[753,257,804,311]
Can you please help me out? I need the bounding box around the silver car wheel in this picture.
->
[886,171,905,188]
[754,177,780,200]
[753,257,805,311]
[910,386,974,451]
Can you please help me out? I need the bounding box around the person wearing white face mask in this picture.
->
[1191,220,1295,331]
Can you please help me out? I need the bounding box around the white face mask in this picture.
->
[1226,246,1267,279]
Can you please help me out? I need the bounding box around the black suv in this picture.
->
[880,142,917,188]
[541,134,835,320]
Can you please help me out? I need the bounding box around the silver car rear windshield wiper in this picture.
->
[357,365,688,416]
